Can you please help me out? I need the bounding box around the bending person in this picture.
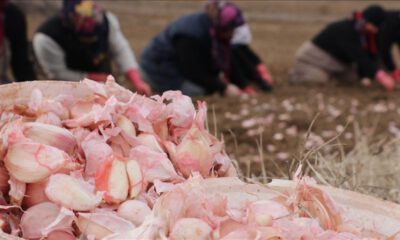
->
[207,0,274,94]
[33,0,151,95]
[140,2,245,96]
[289,5,394,91]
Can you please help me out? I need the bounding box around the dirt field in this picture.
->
[22,1,400,193]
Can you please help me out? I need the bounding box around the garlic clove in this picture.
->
[8,176,25,205]
[117,200,151,226]
[23,122,76,154]
[170,218,212,240]
[5,142,70,183]
[45,174,101,211]
[173,126,213,178]
[95,157,129,204]
[116,115,136,137]
[126,160,143,199]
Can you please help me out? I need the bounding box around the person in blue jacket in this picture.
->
[140,2,245,96]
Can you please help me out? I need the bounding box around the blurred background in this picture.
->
[17,1,400,80]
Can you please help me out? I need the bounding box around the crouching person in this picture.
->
[33,0,151,95]
[207,0,273,94]
[289,5,395,91]
[140,2,245,97]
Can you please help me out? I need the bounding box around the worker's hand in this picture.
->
[86,72,108,82]
[375,70,395,92]
[392,69,400,82]
[224,84,242,96]
[361,77,372,87]
[126,69,152,96]
[242,85,257,95]
[256,63,274,86]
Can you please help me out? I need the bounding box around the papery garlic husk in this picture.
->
[109,134,132,158]
[4,142,70,183]
[170,218,212,240]
[20,202,74,239]
[8,176,25,205]
[117,200,151,226]
[126,160,143,198]
[76,215,113,240]
[95,157,129,204]
[45,174,101,211]
[103,216,164,240]
[152,120,168,141]
[136,133,164,153]
[23,122,76,154]
[76,210,135,240]
[69,100,94,119]
[130,145,181,183]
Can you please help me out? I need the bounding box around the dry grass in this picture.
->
[305,123,400,203]
[228,117,400,203]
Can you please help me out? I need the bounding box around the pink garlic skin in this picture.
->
[130,145,181,183]
[20,202,74,239]
[23,180,49,208]
[77,210,136,240]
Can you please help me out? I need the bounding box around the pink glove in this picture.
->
[243,85,256,95]
[375,70,395,92]
[256,63,273,85]
[126,69,152,96]
[392,69,400,83]
[86,72,108,82]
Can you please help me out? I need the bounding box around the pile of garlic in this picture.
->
[0,79,391,240]
[0,79,235,239]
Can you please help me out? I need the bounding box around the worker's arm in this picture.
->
[107,12,138,73]
[33,33,85,81]
[107,12,151,95]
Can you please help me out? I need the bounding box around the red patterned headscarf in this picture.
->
[62,0,105,37]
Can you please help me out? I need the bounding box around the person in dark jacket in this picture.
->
[0,1,36,84]
[378,11,400,82]
[289,5,395,91]
[140,2,245,96]
[33,0,151,95]
[206,0,273,94]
